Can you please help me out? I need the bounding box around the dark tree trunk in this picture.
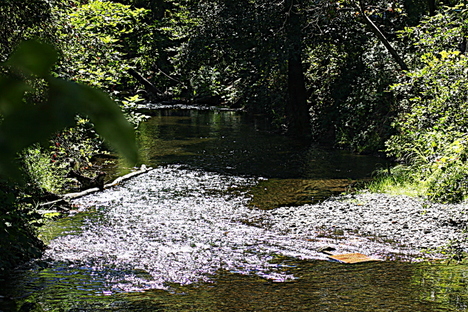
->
[428,0,436,16]
[285,0,310,137]
[287,52,310,136]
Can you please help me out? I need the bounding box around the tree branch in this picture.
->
[128,68,167,99]
[356,0,408,71]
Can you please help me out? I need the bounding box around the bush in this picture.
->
[305,14,399,152]
[386,6,468,202]
[0,182,45,275]
[21,144,69,194]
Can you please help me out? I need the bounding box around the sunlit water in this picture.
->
[1,109,468,311]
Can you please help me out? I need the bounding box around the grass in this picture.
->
[22,145,68,194]
[365,165,427,198]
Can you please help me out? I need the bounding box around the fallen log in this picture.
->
[38,164,152,214]
[128,68,166,99]
[63,164,152,200]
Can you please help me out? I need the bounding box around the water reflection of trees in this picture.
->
[133,261,461,311]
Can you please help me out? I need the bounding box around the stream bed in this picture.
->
[1,108,468,311]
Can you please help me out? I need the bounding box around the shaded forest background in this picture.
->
[1,0,468,272]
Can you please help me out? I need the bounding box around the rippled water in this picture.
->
[45,166,278,291]
[34,166,404,293]
[1,109,468,311]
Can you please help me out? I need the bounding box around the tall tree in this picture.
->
[171,0,313,136]
[284,0,310,136]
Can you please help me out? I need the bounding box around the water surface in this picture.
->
[1,109,467,311]
[135,109,385,206]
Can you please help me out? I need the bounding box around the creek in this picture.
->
[1,108,468,311]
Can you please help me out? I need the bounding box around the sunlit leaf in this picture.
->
[50,79,138,164]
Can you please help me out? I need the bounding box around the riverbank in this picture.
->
[263,191,468,261]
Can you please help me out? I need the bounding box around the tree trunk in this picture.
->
[285,0,310,137]
[428,0,436,16]
[287,51,310,136]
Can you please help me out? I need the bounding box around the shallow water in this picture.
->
[134,109,385,205]
[1,109,468,311]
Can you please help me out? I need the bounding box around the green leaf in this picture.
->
[48,78,138,165]
[75,84,138,165]
[5,40,57,77]
[0,40,138,179]
[0,77,31,116]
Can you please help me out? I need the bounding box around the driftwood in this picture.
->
[318,246,382,264]
[38,165,152,213]
[63,164,152,199]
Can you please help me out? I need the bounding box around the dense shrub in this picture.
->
[387,5,468,202]
[306,39,398,152]
[0,181,45,275]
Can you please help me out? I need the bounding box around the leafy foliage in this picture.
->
[56,0,152,94]
[0,0,57,60]
[0,180,45,274]
[305,1,428,146]
[387,5,468,202]
[0,40,138,178]
[0,39,138,273]
[21,144,70,194]
[2,0,468,275]
[171,0,286,107]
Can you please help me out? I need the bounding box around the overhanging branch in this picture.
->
[356,0,408,71]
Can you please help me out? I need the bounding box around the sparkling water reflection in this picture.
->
[39,166,417,293]
[44,166,300,292]
[1,109,468,311]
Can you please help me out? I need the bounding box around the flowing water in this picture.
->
[1,109,468,311]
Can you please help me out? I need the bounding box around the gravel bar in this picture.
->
[264,191,468,259]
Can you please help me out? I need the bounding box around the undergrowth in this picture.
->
[366,165,428,198]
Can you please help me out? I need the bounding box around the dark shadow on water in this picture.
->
[135,109,386,207]
[137,110,385,178]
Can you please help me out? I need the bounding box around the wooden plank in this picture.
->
[327,253,381,264]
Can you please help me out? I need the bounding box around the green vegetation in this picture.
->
[366,165,427,197]
[57,1,151,93]
[2,0,468,272]
[382,5,468,203]
[0,6,139,272]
